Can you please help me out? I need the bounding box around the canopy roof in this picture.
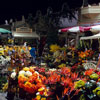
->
[59,25,100,33]
[80,33,100,40]
[59,26,91,33]
[0,28,11,33]
[12,31,39,38]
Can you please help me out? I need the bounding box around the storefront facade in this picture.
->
[78,5,100,27]
[11,16,39,45]
[12,27,39,45]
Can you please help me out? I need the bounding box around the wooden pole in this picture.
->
[98,38,100,52]
[76,32,79,47]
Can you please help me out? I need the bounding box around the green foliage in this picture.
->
[33,5,77,44]
[0,76,7,91]
[77,40,84,50]
[27,13,34,28]
[90,74,99,80]
[79,94,86,100]
[78,80,100,100]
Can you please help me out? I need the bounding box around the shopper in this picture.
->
[30,45,36,64]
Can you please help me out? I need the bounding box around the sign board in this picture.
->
[16,27,32,33]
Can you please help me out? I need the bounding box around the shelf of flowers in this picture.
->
[3,66,100,100]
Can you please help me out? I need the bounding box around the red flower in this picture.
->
[61,78,73,87]
[64,88,69,95]
[71,73,78,80]
[61,67,71,75]
[97,71,100,75]
[38,68,45,73]
[84,69,94,76]
[47,73,61,84]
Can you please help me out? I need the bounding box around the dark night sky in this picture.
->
[0,0,99,24]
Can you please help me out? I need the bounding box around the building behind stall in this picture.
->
[78,2,100,27]
[59,1,100,47]
[11,16,39,45]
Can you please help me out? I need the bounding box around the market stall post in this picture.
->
[65,32,68,46]
[90,39,92,50]
[76,32,79,47]
[98,38,100,52]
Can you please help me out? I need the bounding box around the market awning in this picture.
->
[12,31,40,38]
[59,26,91,33]
[80,33,100,40]
[0,28,11,33]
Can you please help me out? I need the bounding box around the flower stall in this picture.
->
[5,66,100,100]
[0,43,100,100]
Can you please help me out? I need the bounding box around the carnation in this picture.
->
[19,70,25,75]
[11,72,16,79]
[25,71,32,77]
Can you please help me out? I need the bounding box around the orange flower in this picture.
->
[18,76,28,84]
[64,88,69,95]
[71,73,78,80]
[78,50,94,60]
[82,60,85,63]
[47,73,61,84]
[61,67,71,75]
[29,68,35,73]
[19,83,24,88]
[18,67,45,94]
[84,69,94,76]
[61,78,73,87]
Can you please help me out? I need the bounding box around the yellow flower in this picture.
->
[29,47,31,50]
[44,91,48,96]
[74,80,85,89]
[97,91,100,97]
[24,81,32,88]
[2,83,8,92]
[41,97,46,100]
[23,67,29,71]
[38,87,45,92]
[0,47,4,55]
[50,44,60,52]
[58,64,66,68]
[36,95,41,100]
[90,73,99,80]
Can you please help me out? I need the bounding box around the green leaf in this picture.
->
[87,94,94,99]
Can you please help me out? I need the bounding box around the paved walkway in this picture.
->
[0,92,7,100]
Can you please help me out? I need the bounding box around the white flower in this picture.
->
[97,82,100,87]
[12,69,16,72]
[40,63,46,66]
[35,71,39,78]
[36,92,40,95]
[49,68,56,71]
[11,72,16,79]
[25,71,32,77]
[67,52,72,55]
[19,70,25,75]
[6,56,11,61]
[35,71,39,75]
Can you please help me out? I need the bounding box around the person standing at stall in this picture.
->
[30,45,36,64]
